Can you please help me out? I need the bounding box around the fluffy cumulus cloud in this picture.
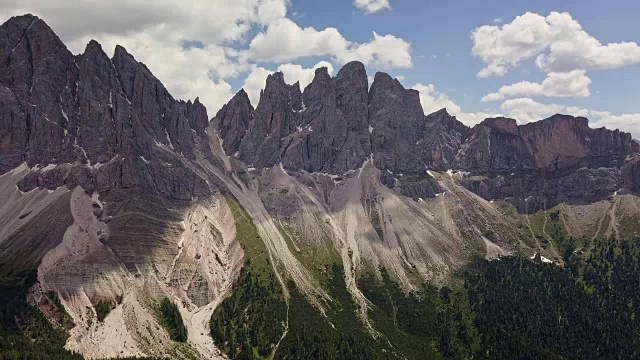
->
[412,84,500,126]
[0,0,411,115]
[248,20,412,68]
[472,12,640,77]
[242,61,335,106]
[353,0,391,14]
[500,98,640,138]
[481,69,591,101]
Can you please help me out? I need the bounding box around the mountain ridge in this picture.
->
[2,13,640,360]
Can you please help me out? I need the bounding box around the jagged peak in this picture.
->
[82,39,109,59]
[370,71,407,95]
[265,71,285,85]
[113,44,132,59]
[339,60,366,74]
[4,13,38,29]
[227,88,253,108]
[372,71,394,83]
[430,108,450,116]
[314,66,330,77]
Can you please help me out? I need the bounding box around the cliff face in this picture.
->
[1,14,639,210]
[0,14,211,200]
[281,62,371,173]
[214,62,639,212]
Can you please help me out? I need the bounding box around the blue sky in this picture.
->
[2,0,639,136]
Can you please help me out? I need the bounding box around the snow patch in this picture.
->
[279,162,289,177]
[530,253,553,264]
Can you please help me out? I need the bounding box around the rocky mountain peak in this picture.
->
[214,88,254,155]
[369,71,426,174]
[481,117,519,135]
[0,14,211,200]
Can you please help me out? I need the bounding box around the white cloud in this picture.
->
[242,66,273,107]
[242,61,335,106]
[592,114,640,138]
[500,98,564,123]
[492,17,503,24]
[278,61,334,90]
[472,11,640,77]
[247,18,348,62]
[248,19,412,68]
[339,32,412,68]
[499,98,640,137]
[482,69,591,101]
[353,0,391,14]
[413,84,500,126]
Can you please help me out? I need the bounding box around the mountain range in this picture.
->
[2,14,640,359]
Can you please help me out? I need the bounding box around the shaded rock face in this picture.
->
[237,63,372,173]
[461,168,621,211]
[214,89,253,155]
[455,115,639,212]
[455,118,537,172]
[622,156,640,192]
[281,63,371,173]
[212,58,639,211]
[0,14,211,200]
[238,72,301,167]
[417,109,469,171]
[368,72,426,174]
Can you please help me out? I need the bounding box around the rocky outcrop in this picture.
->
[3,14,638,210]
[0,14,211,200]
[214,89,254,155]
[235,63,372,173]
[237,72,301,167]
[416,108,469,171]
[455,117,537,172]
[455,114,639,211]
[211,58,639,211]
[281,63,371,173]
[368,72,425,174]
[520,114,636,170]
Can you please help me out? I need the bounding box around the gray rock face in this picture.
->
[211,59,639,211]
[455,117,536,172]
[455,115,639,212]
[368,72,425,174]
[238,72,301,167]
[214,89,254,155]
[236,63,372,173]
[0,14,79,171]
[281,63,371,173]
[418,108,469,171]
[3,14,639,211]
[0,14,211,200]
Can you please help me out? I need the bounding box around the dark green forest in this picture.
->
[211,234,640,360]
[157,298,188,343]
[4,232,640,359]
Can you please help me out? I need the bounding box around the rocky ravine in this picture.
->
[1,13,640,359]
